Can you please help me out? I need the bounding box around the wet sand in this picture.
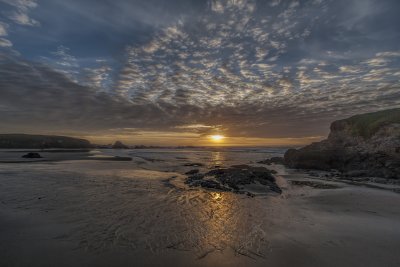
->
[0,149,399,267]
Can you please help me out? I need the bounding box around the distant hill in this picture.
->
[0,134,92,149]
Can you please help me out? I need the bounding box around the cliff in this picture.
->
[0,134,93,149]
[284,109,400,179]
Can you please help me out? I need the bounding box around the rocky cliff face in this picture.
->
[284,109,400,179]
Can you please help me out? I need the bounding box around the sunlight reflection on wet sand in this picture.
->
[211,151,224,166]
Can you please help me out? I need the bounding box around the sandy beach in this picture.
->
[0,148,400,267]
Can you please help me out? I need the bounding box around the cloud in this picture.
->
[114,0,320,106]
[9,11,39,26]
[0,54,129,131]
[339,66,362,74]
[0,0,38,10]
[376,51,400,57]
[1,47,399,140]
[51,46,78,68]
[270,0,281,7]
[0,23,8,36]
[0,0,40,26]
[0,38,12,47]
[363,57,389,67]
[83,63,112,89]
[38,46,80,82]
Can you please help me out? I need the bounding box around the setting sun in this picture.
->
[210,135,225,142]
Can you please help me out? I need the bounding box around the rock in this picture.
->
[344,170,369,177]
[257,157,285,165]
[185,169,199,175]
[189,180,230,191]
[112,141,129,149]
[185,173,205,183]
[22,152,42,158]
[308,172,321,177]
[290,180,340,189]
[185,165,282,194]
[246,192,255,197]
[284,108,400,179]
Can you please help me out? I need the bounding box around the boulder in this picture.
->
[22,152,42,159]
[185,164,281,194]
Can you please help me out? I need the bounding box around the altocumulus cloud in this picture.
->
[0,0,399,140]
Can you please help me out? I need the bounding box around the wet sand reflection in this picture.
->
[175,189,269,259]
[210,151,224,166]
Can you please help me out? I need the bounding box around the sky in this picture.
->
[0,0,399,146]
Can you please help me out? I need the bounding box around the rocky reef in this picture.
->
[284,108,400,179]
[185,165,282,195]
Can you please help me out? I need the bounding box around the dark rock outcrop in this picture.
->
[0,134,92,149]
[22,152,42,159]
[185,164,282,194]
[112,141,129,149]
[257,157,285,165]
[284,109,400,179]
[185,169,199,175]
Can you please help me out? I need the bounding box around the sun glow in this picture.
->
[209,135,225,142]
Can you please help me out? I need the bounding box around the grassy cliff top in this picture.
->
[332,108,400,138]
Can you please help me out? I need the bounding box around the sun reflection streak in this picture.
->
[211,151,224,166]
